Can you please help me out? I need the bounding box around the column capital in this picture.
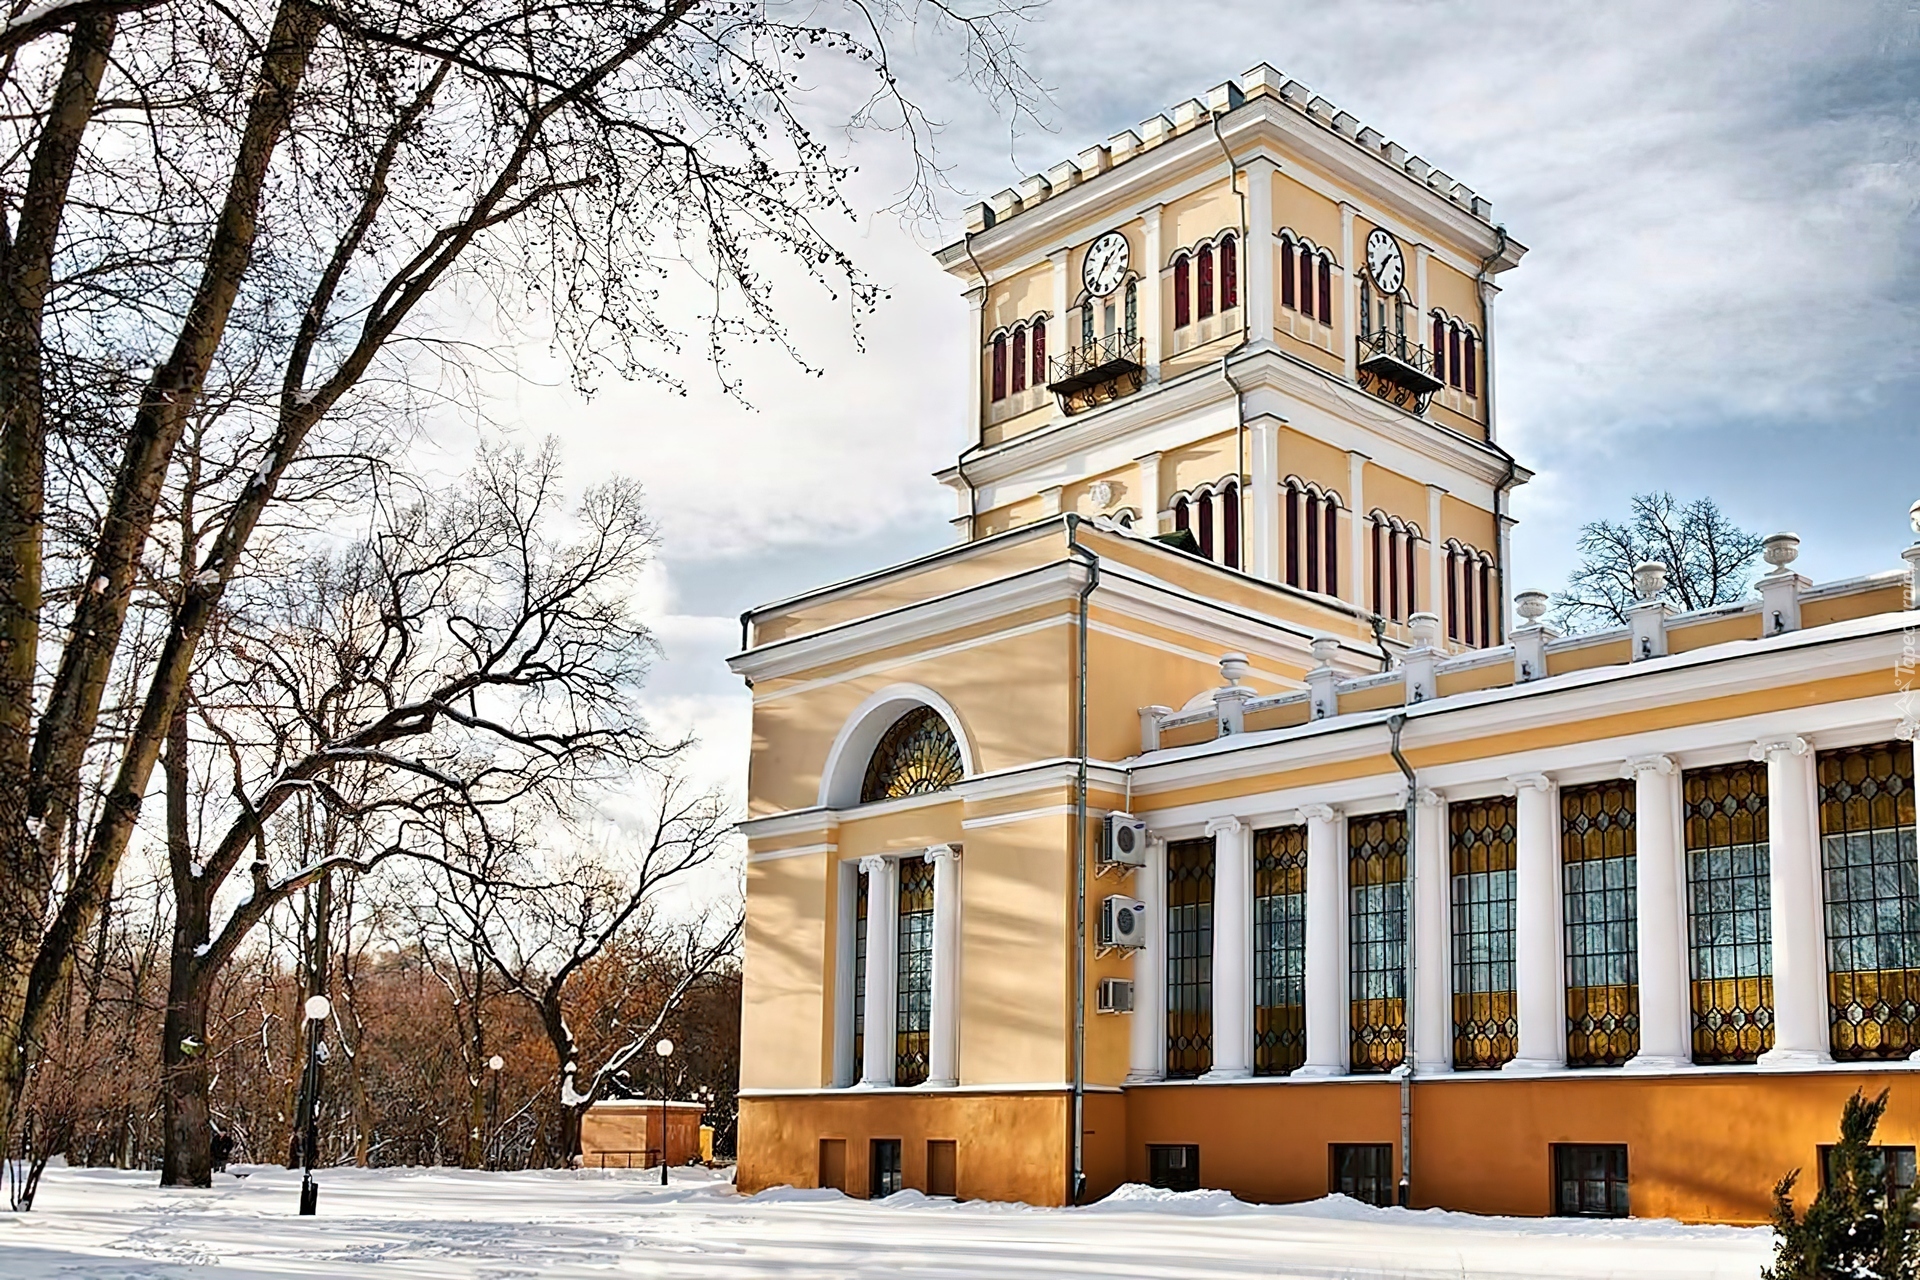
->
[1415,787,1446,810]
[1507,772,1553,794]
[859,854,890,876]
[1751,735,1813,762]
[924,843,961,865]
[1299,802,1342,823]
[1898,717,1919,743]
[1621,754,1676,778]
[1205,814,1246,838]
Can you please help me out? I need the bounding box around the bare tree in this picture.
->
[0,0,1041,1145]
[1550,492,1766,632]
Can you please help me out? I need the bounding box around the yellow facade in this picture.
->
[730,64,1920,1221]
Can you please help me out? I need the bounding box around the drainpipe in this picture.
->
[1066,513,1100,1204]
[1386,712,1417,1209]
[1475,226,1515,640]
[1210,110,1251,570]
[957,232,993,538]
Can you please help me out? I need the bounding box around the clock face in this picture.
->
[1082,231,1130,298]
[1366,228,1405,295]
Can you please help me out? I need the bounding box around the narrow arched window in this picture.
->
[1446,548,1461,641]
[1032,319,1046,386]
[860,706,964,804]
[1404,529,1419,617]
[1479,557,1494,645]
[1285,484,1301,587]
[1393,294,1406,341]
[1221,480,1240,570]
[1448,326,1463,389]
[1432,316,1447,384]
[1173,255,1192,328]
[1317,257,1333,325]
[1173,495,1190,533]
[1124,281,1138,342]
[1011,326,1027,394]
[1220,235,1238,311]
[1390,527,1404,622]
[1359,276,1372,338]
[1304,492,1322,593]
[1081,302,1094,349]
[1461,553,1477,647]
[1324,500,1339,596]
[1298,251,1315,320]
[991,335,1006,401]
[1281,240,1297,310]
[1371,518,1385,615]
[1197,245,1215,321]
[1462,333,1478,396]
[1197,488,1215,559]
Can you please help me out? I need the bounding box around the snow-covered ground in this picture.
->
[1,1163,1771,1278]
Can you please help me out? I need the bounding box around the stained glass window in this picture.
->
[1166,838,1213,1079]
[1820,742,1920,1060]
[852,868,868,1070]
[894,856,935,1087]
[1562,780,1639,1066]
[1254,826,1307,1076]
[1349,812,1407,1073]
[1450,797,1517,1070]
[860,707,963,805]
[1684,761,1774,1064]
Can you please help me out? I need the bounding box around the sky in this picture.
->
[488,0,1920,833]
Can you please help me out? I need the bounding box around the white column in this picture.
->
[1755,736,1833,1067]
[1203,816,1253,1079]
[925,844,962,1087]
[1136,451,1163,537]
[1298,804,1348,1076]
[1128,837,1168,1082]
[1413,789,1451,1073]
[1140,204,1164,383]
[859,855,899,1087]
[1339,202,1357,381]
[1620,755,1690,1068]
[1244,159,1276,341]
[1347,450,1368,610]
[1248,417,1279,581]
[1506,774,1565,1070]
[833,859,860,1087]
[1425,484,1446,624]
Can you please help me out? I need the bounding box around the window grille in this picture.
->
[1173,255,1192,328]
[895,857,934,1086]
[1166,838,1214,1079]
[1348,811,1407,1072]
[1450,797,1518,1069]
[1220,235,1238,310]
[1553,1144,1629,1218]
[859,707,963,804]
[1031,319,1046,387]
[1562,779,1640,1066]
[853,868,868,1070]
[1684,761,1774,1064]
[1819,741,1920,1060]
[1254,826,1308,1075]
[1331,1143,1396,1207]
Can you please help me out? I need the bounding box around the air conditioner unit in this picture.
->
[1101,812,1148,868]
[1097,977,1135,1014]
[1099,895,1147,949]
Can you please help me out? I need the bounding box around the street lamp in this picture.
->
[486,1055,504,1170]
[654,1038,674,1186]
[297,994,331,1215]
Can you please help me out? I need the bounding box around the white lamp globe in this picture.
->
[655,1038,674,1058]
[488,1054,504,1071]
[304,995,332,1022]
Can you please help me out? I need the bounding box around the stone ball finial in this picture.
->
[1633,560,1668,601]
[1408,611,1442,648]
[1515,589,1549,623]
[1219,652,1251,686]
[1762,532,1800,570]
[1909,497,1920,538]
[1308,636,1339,668]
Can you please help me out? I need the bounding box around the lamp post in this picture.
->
[654,1038,674,1185]
[486,1054,503,1170]
[297,994,331,1215]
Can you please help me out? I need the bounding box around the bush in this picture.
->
[1766,1089,1919,1280]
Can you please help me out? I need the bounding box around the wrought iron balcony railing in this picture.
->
[1356,329,1443,397]
[1046,332,1145,399]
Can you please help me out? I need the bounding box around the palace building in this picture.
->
[727,65,1920,1223]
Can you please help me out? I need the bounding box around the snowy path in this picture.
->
[0,1164,1770,1278]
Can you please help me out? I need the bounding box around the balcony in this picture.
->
[1046,332,1145,409]
[1355,329,1443,412]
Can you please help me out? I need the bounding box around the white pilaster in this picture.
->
[1506,774,1565,1071]
[1244,160,1276,341]
[1136,452,1163,536]
[1414,244,1430,343]
[1202,816,1253,1079]
[1128,837,1168,1082]
[833,859,860,1087]
[924,845,962,1087]
[1140,205,1164,384]
[1413,788,1452,1073]
[859,855,900,1087]
[1249,417,1280,581]
[1050,246,1070,342]
[964,287,985,489]
[1347,450,1368,611]
[1298,804,1348,1076]
[1425,484,1446,622]
[1622,755,1691,1069]
[1754,737,1833,1067]
[1339,202,1357,381]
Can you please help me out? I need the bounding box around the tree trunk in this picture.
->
[159,963,214,1188]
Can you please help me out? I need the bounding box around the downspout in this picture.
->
[1475,226,1516,641]
[1386,712,1417,1209]
[957,232,993,539]
[1066,513,1100,1205]
[1210,109,1251,570]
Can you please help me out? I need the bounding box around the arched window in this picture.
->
[1479,554,1496,645]
[1011,326,1027,394]
[1124,280,1138,341]
[1221,479,1240,570]
[859,706,964,804]
[1304,488,1322,593]
[1298,250,1315,320]
[1284,482,1302,586]
[991,335,1006,401]
[1197,488,1215,559]
[1462,332,1478,396]
[1197,245,1215,321]
[1359,276,1372,337]
[1446,545,1461,640]
[1317,256,1333,325]
[1432,315,1447,384]
[1081,302,1094,348]
[1405,527,1419,617]
[1220,235,1238,311]
[1371,518,1385,616]
[1281,240,1297,310]
[1173,495,1190,534]
[1323,499,1339,596]
[1448,326,1463,389]
[1031,318,1047,386]
[1173,254,1192,328]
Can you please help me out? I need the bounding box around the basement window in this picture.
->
[1147,1144,1200,1192]
[1553,1143,1629,1218]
